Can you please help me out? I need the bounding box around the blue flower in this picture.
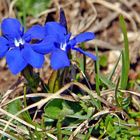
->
[41,22,97,70]
[0,18,47,74]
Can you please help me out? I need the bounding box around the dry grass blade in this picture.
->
[89,39,122,50]
[119,0,140,24]
[1,93,76,107]
[0,129,17,140]
[91,109,110,119]
[119,89,140,97]
[1,93,48,107]
[91,0,137,31]
[37,0,74,17]
[73,82,111,107]
[0,77,23,105]
[9,0,17,17]
[68,119,88,140]
[91,12,118,33]
[0,119,25,134]
[79,0,97,32]
[89,137,98,140]
[0,108,42,131]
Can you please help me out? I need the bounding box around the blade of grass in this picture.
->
[119,15,130,89]
[75,65,92,90]
[108,53,121,80]
[0,130,17,140]
[94,46,102,109]
[60,130,85,139]
[95,46,100,96]
[23,86,32,123]
[115,77,120,106]
[57,119,62,140]
[84,127,93,140]
[48,70,60,93]
[80,43,86,73]
[99,74,115,88]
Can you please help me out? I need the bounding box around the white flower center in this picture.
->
[14,38,25,47]
[60,42,67,51]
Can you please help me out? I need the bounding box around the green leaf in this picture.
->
[44,99,63,120]
[119,15,130,89]
[129,129,140,136]
[99,55,107,67]
[128,119,135,124]
[7,99,22,115]
[129,111,140,118]
[44,99,74,120]
[79,43,86,73]
[48,71,60,93]
[16,0,51,17]
[107,122,116,139]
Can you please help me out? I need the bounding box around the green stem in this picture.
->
[95,46,101,96]
[22,0,26,30]
[81,43,86,73]
[115,77,121,107]
[21,66,38,92]
[94,46,102,110]
[23,86,32,121]
[57,119,62,140]
[23,86,27,107]
[22,66,33,81]
[84,127,93,140]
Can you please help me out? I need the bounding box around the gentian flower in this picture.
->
[36,9,97,70]
[43,25,97,70]
[0,18,46,74]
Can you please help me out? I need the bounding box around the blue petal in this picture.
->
[0,37,9,58]
[1,18,23,39]
[59,8,67,31]
[50,49,70,70]
[21,43,44,68]
[45,22,66,42]
[24,25,45,41]
[45,22,66,35]
[65,33,71,42]
[72,47,97,60]
[71,32,95,44]
[6,48,27,75]
[67,38,77,48]
[31,36,55,54]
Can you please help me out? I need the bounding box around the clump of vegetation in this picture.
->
[0,1,140,140]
